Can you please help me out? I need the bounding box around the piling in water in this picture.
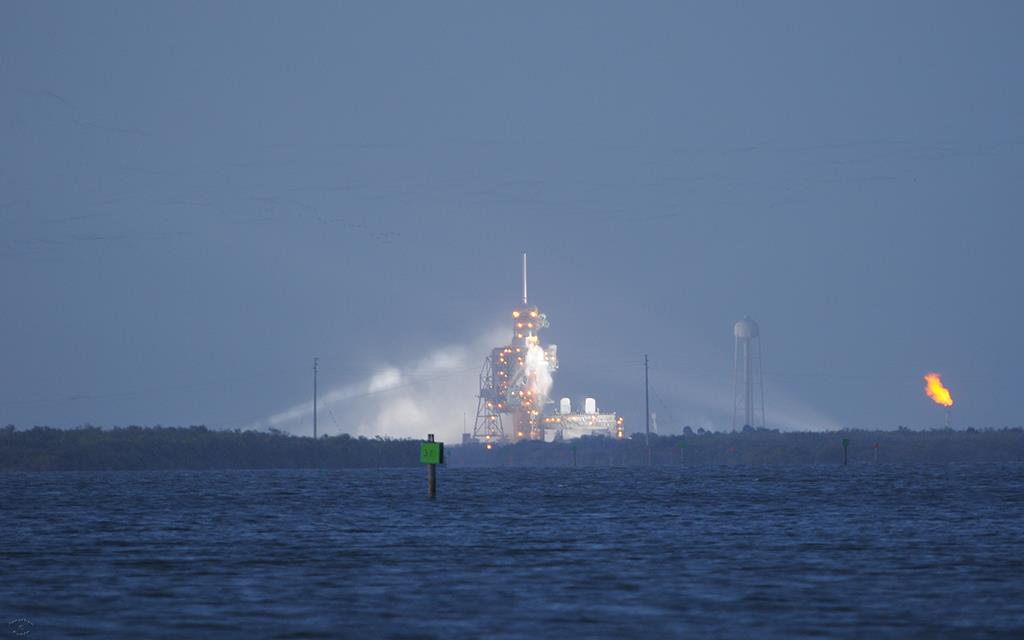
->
[428,434,437,498]
[427,460,436,498]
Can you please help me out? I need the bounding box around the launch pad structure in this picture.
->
[471,254,623,444]
[472,254,557,443]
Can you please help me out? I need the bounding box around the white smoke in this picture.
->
[265,327,507,442]
[525,344,553,405]
[648,366,842,432]
[263,322,840,441]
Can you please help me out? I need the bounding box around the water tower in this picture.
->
[733,316,766,430]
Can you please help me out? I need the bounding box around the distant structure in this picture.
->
[473,254,559,442]
[543,396,624,441]
[313,357,318,439]
[473,254,623,443]
[732,317,766,430]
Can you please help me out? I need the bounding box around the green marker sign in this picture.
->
[677,440,686,449]
[420,441,444,465]
[842,438,849,449]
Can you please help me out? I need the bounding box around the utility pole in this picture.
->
[645,354,651,466]
[313,357,318,440]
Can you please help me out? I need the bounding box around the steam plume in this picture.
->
[525,344,553,406]
[265,328,506,441]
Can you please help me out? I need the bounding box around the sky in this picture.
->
[1,1,1022,441]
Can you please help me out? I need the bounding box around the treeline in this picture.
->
[2,425,1022,471]
[0,425,419,471]
[451,427,1024,467]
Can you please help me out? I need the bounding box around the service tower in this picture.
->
[473,254,558,443]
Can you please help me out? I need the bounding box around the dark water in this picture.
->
[3,465,1023,639]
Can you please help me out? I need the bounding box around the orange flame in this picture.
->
[923,372,953,407]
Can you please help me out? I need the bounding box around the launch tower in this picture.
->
[473,254,558,443]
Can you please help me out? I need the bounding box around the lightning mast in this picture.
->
[523,252,528,305]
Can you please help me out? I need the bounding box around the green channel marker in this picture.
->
[420,441,443,465]
[422,434,443,498]
[842,438,849,449]
[677,440,686,448]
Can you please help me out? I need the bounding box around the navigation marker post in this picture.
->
[421,434,444,498]
[677,439,686,465]
[842,437,849,466]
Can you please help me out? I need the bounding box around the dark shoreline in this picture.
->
[2,425,1022,471]
[453,427,1024,467]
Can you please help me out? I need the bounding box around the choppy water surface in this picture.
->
[3,465,1023,638]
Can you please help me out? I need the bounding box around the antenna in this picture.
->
[645,354,651,466]
[313,357,318,440]
[522,252,528,305]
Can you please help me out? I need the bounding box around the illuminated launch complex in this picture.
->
[472,254,624,444]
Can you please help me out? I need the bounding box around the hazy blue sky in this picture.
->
[2,1,1021,440]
